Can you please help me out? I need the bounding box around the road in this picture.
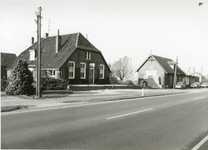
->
[1,89,208,150]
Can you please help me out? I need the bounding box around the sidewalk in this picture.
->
[1,89,186,112]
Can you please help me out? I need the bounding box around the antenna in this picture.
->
[48,19,51,34]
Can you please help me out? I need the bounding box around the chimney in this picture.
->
[56,29,61,53]
[31,37,34,44]
[45,33,49,38]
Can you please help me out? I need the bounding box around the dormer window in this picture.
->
[167,61,176,70]
[29,49,36,61]
[85,51,91,60]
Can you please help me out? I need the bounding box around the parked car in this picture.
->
[201,82,208,88]
[190,82,201,88]
[175,82,186,89]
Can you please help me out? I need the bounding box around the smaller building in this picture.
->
[183,75,199,86]
[137,54,186,88]
[1,52,17,79]
[188,72,205,83]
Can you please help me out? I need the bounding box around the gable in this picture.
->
[137,54,186,75]
[76,33,101,52]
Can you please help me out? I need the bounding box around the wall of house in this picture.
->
[138,60,165,88]
[1,66,7,79]
[61,49,110,84]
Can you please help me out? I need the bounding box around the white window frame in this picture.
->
[85,51,91,60]
[29,49,35,61]
[99,64,105,79]
[51,70,56,77]
[80,62,86,79]
[47,70,56,77]
[68,61,75,79]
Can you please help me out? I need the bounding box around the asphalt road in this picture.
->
[2,89,208,150]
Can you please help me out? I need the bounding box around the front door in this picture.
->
[89,63,95,84]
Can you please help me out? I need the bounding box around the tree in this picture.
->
[6,59,34,95]
[110,56,134,81]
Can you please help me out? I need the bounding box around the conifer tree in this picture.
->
[6,59,33,95]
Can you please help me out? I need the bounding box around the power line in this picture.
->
[0,35,17,48]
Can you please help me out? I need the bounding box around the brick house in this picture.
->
[1,52,17,79]
[11,31,111,84]
[137,54,186,88]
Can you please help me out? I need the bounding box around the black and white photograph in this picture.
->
[1,0,208,149]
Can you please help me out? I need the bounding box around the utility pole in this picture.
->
[36,7,42,98]
[173,56,178,89]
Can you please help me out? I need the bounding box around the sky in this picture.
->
[1,0,208,77]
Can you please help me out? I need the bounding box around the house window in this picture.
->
[85,51,91,60]
[29,49,36,61]
[47,70,56,77]
[99,64,105,79]
[68,61,75,79]
[80,62,86,79]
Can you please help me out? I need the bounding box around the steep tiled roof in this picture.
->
[17,32,101,69]
[137,54,186,75]
[1,52,17,68]
[153,55,185,75]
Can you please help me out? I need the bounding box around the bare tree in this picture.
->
[110,56,134,81]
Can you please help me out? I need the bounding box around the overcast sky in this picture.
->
[1,0,208,76]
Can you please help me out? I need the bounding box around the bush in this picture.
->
[110,76,118,84]
[5,59,33,95]
[41,77,70,90]
[68,79,89,84]
[95,77,110,84]
[117,80,135,85]
[126,80,135,85]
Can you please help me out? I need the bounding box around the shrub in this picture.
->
[126,80,135,85]
[68,79,89,84]
[110,76,118,84]
[41,77,70,90]
[117,80,135,85]
[5,59,34,95]
[95,77,110,84]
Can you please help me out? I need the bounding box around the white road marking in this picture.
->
[193,97,205,100]
[192,135,208,150]
[106,108,153,120]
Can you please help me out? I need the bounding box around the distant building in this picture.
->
[137,54,187,88]
[9,31,111,84]
[188,72,205,83]
[1,52,17,79]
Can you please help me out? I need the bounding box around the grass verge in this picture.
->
[1,105,30,112]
